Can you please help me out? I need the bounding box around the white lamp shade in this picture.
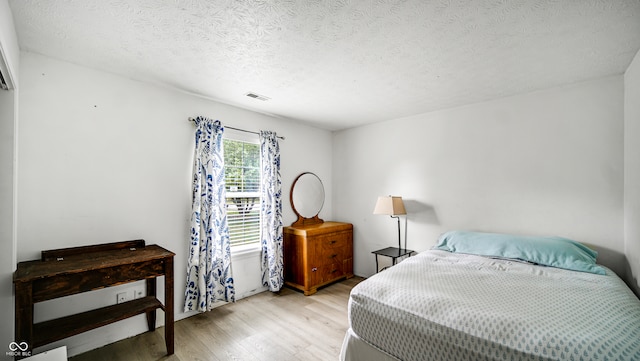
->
[373,196,406,216]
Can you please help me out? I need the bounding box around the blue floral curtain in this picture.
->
[259,131,284,292]
[184,117,235,312]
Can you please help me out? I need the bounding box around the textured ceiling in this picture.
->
[8,0,640,130]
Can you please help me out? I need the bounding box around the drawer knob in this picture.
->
[330,254,338,258]
[331,269,338,273]
[311,267,318,272]
[329,240,337,244]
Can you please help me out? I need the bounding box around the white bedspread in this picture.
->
[348,250,640,361]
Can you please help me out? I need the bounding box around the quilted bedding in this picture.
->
[348,250,640,361]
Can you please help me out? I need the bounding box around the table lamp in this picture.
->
[373,196,406,250]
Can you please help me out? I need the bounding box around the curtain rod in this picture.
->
[188,117,285,140]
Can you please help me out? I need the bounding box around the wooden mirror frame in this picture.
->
[290,172,325,227]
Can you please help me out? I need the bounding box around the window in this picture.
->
[224,138,260,247]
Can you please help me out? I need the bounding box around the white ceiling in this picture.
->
[8,0,640,131]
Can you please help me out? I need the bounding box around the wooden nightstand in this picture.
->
[372,247,414,273]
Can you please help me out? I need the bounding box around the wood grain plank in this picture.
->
[69,277,364,361]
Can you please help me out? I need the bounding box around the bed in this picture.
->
[340,231,640,361]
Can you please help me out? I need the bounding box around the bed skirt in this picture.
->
[340,328,399,361]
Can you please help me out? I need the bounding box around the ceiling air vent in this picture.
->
[245,92,270,101]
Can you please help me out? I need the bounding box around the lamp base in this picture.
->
[391,215,402,250]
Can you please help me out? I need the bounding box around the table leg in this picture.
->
[375,254,380,273]
[164,257,174,355]
[145,278,156,331]
[14,282,33,360]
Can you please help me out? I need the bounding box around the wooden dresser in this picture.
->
[284,221,353,295]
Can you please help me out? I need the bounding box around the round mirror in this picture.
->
[290,172,325,226]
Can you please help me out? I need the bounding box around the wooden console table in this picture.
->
[13,240,175,358]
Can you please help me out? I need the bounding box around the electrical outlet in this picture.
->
[134,288,144,299]
[116,292,128,304]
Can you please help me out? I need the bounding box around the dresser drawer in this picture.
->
[312,262,344,285]
[317,231,351,250]
[316,246,345,265]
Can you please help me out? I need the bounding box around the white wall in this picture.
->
[625,49,640,286]
[16,51,334,357]
[0,1,19,359]
[334,76,624,277]
[0,89,16,360]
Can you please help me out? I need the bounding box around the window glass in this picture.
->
[224,138,260,247]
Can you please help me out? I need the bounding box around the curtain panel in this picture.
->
[259,131,284,292]
[184,117,235,312]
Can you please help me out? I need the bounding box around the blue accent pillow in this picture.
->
[434,230,606,275]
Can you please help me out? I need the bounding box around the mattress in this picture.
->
[347,250,640,361]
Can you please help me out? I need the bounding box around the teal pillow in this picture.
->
[434,230,606,275]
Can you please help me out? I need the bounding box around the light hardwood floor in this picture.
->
[69,277,364,361]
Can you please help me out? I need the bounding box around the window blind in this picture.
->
[224,139,261,247]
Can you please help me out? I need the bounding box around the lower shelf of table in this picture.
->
[33,296,163,348]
